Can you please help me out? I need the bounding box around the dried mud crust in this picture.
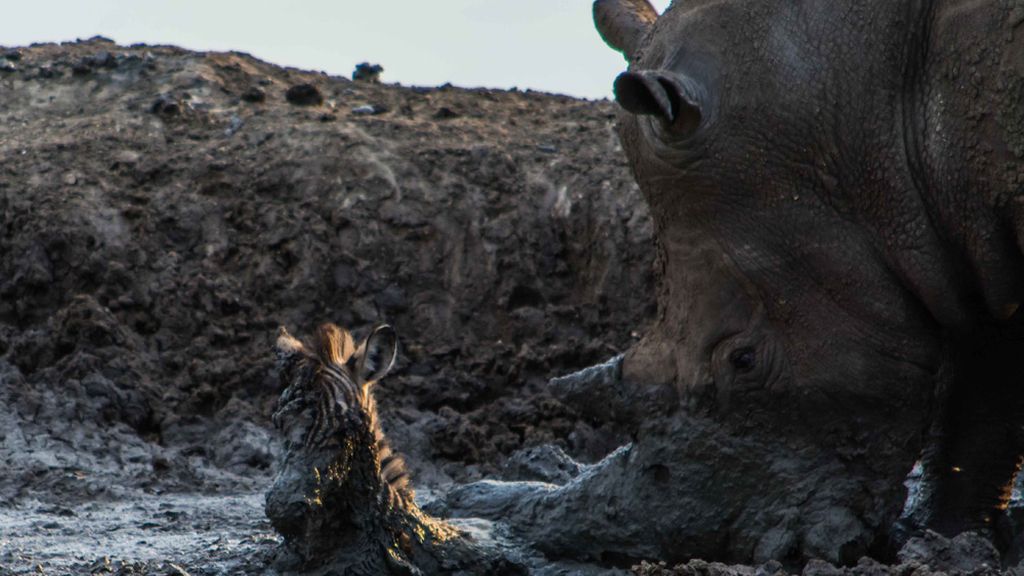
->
[0,37,651,571]
[631,531,1004,576]
[0,492,278,575]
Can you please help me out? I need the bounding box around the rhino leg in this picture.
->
[437,444,671,564]
[922,334,1024,543]
[440,411,891,566]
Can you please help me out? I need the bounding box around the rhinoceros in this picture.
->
[440,0,1024,566]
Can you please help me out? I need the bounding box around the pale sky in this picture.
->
[1,1,672,100]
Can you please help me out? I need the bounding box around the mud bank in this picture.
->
[0,37,651,573]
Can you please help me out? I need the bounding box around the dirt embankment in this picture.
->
[0,37,653,516]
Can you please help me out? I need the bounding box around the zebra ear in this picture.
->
[275,326,304,358]
[356,325,398,384]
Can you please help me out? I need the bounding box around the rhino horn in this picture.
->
[593,0,659,60]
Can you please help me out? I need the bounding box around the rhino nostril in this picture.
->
[614,71,676,121]
[656,76,702,135]
[613,70,704,137]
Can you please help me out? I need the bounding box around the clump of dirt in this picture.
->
[630,531,1006,576]
[0,37,652,572]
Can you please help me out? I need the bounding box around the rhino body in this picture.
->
[443,0,1024,566]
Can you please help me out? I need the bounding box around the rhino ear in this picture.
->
[614,70,704,137]
[593,0,659,60]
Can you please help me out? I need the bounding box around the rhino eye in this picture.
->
[729,347,756,373]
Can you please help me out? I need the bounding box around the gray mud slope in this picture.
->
[0,39,653,509]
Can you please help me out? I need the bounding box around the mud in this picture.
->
[0,37,650,573]
[0,492,277,575]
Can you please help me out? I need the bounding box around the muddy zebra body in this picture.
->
[267,323,519,575]
[273,322,411,506]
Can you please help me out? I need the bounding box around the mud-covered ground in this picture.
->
[0,37,653,574]
[0,38,1017,575]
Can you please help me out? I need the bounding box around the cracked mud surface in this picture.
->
[0,493,277,575]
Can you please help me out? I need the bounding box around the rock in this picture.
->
[166,562,191,576]
[72,60,93,76]
[212,419,280,472]
[755,560,786,576]
[240,86,265,103]
[896,530,1000,573]
[802,559,843,576]
[284,83,322,106]
[92,51,117,68]
[352,104,387,115]
[0,61,16,73]
[151,95,181,116]
[352,62,383,83]
[224,115,244,136]
[434,107,460,119]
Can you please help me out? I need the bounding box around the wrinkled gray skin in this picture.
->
[440,0,1024,567]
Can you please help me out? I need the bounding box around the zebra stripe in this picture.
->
[286,323,415,506]
[306,362,357,447]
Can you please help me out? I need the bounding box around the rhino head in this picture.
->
[582,0,956,561]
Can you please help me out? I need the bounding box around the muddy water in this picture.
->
[0,492,278,574]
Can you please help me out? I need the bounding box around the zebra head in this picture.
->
[273,323,398,448]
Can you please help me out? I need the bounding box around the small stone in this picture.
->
[92,51,117,68]
[756,559,785,576]
[537,144,559,154]
[352,62,383,83]
[71,61,92,76]
[240,86,265,103]
[151,95,180,116]
[802,558,843,576]
[166,563,191,576]
[88,556,112,573]
[0,61,16,73]
[224,115,244,136]
[434,107,460,120]
[285,83,323,106]
[352,104,389,116]
[3,49,22,61]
